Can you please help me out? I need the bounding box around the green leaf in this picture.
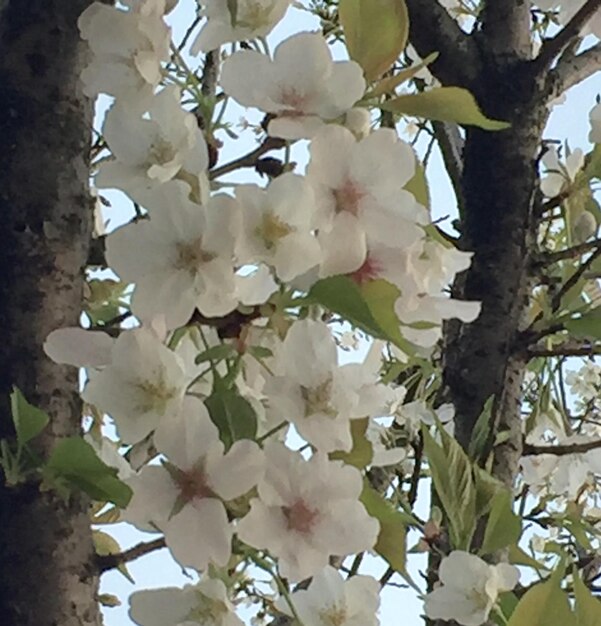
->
[468,395,494,459]
[422,426,476,549]
[93,530,134,583]
[330,418,373,468]
[405,160,430,210]
[573,569,601,626]
[205,390,257,449]
[360,483,407,572]
[339,0,409,81]
[10,387,50,445]
[565,309,601,340]
[507,564,575,626]
[195,343,235,364]
[46,437,133,507]
[479,489,521,555]
[473,465,504,518]
[364,52,439,99]
[507,544,549,571]
[380,87,511,130]
[309,276,414,353]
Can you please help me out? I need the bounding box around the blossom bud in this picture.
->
[573,210,598,244]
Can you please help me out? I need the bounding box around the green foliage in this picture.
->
[479,490,521,555]
[339,0,409,81]
[205,390,258,449]
[507,564,574,626]
[45,437,133,507]
[309,276,415,353]
[360,483,408,573]
[93,530,134,583]
[380,87,511,130]
[330,418,373,468]
[564,309,601,340]
[573,569,601,625]
[10,387,49,446]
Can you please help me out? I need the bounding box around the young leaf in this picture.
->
[330,418,374,468]
[93,530,134,583]
[46,437,133,507]
[573,569,601,626]
[564,309,601,340]
[10,387,50,445]
[422,426,476,550]
[360,483,408,572]
[506,564,575,626]
[339,0,409,81]
[205,390,257,449]
[364,52,439,99]
[380,87,510,130]
[479,489,521,555]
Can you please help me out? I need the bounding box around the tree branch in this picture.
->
[523,438,601,456]
[537,238,601,265]
[404,0,481,87]
[479,0,532,61]
[528,340,601,358]
[536,0,601,71]
[97,537,166,573]
[209,136,286,179]
[549,41,601,96]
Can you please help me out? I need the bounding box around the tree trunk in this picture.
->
[0,1,102,624]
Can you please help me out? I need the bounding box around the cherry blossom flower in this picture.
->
[82,329,190,443]
[424,551,519,626]
[78,0,171,106]
[540,145,584,198]
[275,565,380,626]
[129,577,243,626]
[306,125,426,276]
[44,327,114,368]
[264,319,390,452]
[191,0,291,53]
[124,400,264,570]
[96,86,209,207]
[220,32,366,139]
[106,190,240,328]
[237,443,379,581]
[235,173,321,282]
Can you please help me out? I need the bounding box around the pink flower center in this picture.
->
[350,254,383,284]
[174,466,215,503]
[333,179,365,216]
[279,86,309,111]
[282,499,319,534]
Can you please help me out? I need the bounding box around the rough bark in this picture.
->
[0,1,102,624]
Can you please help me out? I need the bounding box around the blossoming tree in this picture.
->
[1,1,601,625]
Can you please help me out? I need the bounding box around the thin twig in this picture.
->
[210,137,286,179]
[97,537,166,573]
[536,0,601,70]
[550,246,601,312]
[528,341,601,358]
[538,238,601,265]
[523,438,601,456]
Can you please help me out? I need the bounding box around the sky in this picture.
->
[97,1,601,624]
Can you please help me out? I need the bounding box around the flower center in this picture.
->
[319,605,348,626]
[237,1,273,29]
[279,86,309,111]
[350,254,383,284]
[175,238,217,273]
[333,179,365,216]
[257,211,294,249]
[300,378,337,418]
[134,375,179,414]
[149,137,177,166]
[282,498,319,534]
[174,465,215,502]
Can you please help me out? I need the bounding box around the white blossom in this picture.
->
[44,327,114,368]
[264,319,390,452]
[96,86,209,207]
[124,400,264,570]
[306,125,425,276]
[235,174,322,282]
[237,443,379,581]
[78,0,171,106]
[107,190,240,328]
[275,565,380,626]
[82,329,189,443]
[220,32,366,139]
[129,577,243,626]
[191,0,291,53]
[540,146,584,198]
[424,551,519,626]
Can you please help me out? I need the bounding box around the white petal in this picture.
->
[44,328,114,368]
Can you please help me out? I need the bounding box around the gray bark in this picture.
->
[0,1,102,624]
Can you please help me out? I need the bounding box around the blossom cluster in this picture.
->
[39,0,527,624]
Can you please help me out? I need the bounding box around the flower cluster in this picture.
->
[43,0,501,624]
